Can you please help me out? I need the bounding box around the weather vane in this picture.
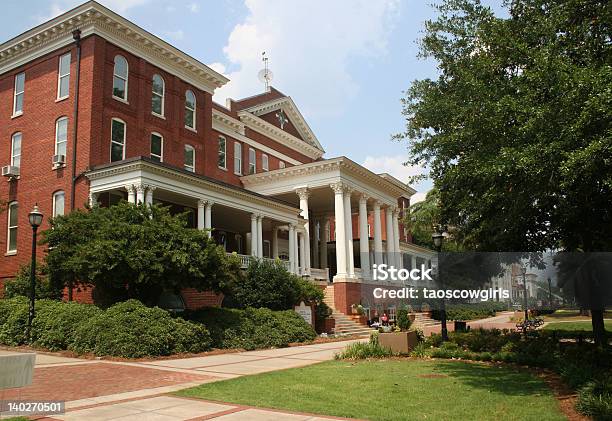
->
[258,51,274,92]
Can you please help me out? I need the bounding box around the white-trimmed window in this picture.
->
[262,154,269,171]
[279,160,285,169]
[151,74,164,116]
[11,132,21,168]
[13,73,25,116]
[218,136,226,169]
[53,191,65,217]
[57,53,71,99]
[184,144,195,172]
[55,117,68,158]
[150,132,163,162]
[234,142,242,175]
[185,90,196,130]
[110,118,126,162]
[112,55,128,101]
[248,147,256,175]
[7,201,18,253]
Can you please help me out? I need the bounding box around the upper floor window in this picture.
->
[279,161,285,169]
[248,148,256,175]
[184,144,195,172]
[262,154,269,171]
[150,132,163,162]
[57,53,71,99]
[55,117,68,157]
[7,201,18,253]
[110,118,126,162]
[113,55,128,101]
[11,132,21,168]
[13,73,25,116]
[218,136,226,169]
[185,90,196,130]
[53,191,65,217]
[234,142,242,175]
[151,74,164,116]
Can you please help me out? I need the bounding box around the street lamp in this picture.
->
[520,266,529,323]
[27,204,43,339]
[432,225,448,341]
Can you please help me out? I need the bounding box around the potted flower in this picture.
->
[378,308,419,354]
[350,303,365,315]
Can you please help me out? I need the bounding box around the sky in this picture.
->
[2,0,506,203]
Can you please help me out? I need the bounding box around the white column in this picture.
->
[299,232,306,275]
[272,226,279,259]
[135,184,145,204]
[358,194,371,279]
[288,224,296,273]
[257,215,263,258]
[89,192,99,208]
[296,188,311,275]
[321,217,329,270]
[205,202,213,235]
[197,199,206,230]
[411,255,417,271]
[312,219,320,269]
[373,201,383,266]
[343,188,355,278]
[386,206,395,267]
[331,183,347,279]
[125,185,135,204]
[145,186,155,206]
[250,213,258,256]
[393,208,402,269]
[292,226,299,273]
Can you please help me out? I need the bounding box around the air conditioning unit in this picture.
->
[1,165,19,178]
[52,154,66,166]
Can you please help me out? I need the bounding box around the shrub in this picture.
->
[0,297,31,346]
[410,342,431,358]
[431,302,507,321]
[397,308,412,331]
[576,379,612,421]
[3,264,61,300]
[70,300,210,358]
[334,341,396,360]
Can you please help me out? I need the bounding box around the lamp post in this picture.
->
[27,204,43,339]
[432,225,448,341]
[520,266,529,323]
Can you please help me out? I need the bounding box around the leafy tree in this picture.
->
[3,263,62,300]
[397,0,612,344]
[42,202,241,306]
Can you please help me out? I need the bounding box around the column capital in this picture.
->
[197,198,207,208]
[344,185,354,195]
[251,213,258,221]
[134,183,146,193]
[206,200,215,208]
[147,185,157,193]
[288,222,297,230]
[257,213,264,220]
[373,199,383,208]
[359,193,369,204]
[329,182,345,194]
[295,187,310,200]
[124,184,135,193]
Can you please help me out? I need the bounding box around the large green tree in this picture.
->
[42,202,241,306]
[398,0,611,344]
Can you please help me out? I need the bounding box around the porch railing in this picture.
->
[228,253,291,271]
[309,268,329,281]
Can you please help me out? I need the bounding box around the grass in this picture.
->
[177,359,565,421]
[543,310,612,322]
[543,320,612,332]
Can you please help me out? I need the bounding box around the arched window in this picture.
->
[184,90,196,130]
[110,118,126,162]
[11,132,21,168]
[7,201,18,253]
[151,74,164,116]
[150,132,163,162]
[112,55,128,100]
[55,117,68,158]
[53,191,65,217]
[184,144,195,172]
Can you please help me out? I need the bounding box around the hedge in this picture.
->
[431,302,507,321]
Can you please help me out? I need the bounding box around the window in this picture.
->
[218,136,226,169]
[184,144,195,172]
[7,201,18,253]
[55,117,68,157]
[185,90,196,129]
[234,142,242,175]
[262,154,269,171]
[13,73,25,116]
[11,132,21,168]
[279,161,285,169]
[57,53,71,99]
[150,133,163,162]
[110,118,126,162]
[248,148,256,175]
[53,191,65,217]
[151,74,164,116]
[112,55,128,100]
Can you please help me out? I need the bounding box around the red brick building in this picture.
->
[0,1,432,318]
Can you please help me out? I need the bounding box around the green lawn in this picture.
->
[177,359,564,421]
[543,320,612,331]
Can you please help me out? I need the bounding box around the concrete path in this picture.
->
[1,339,364,420]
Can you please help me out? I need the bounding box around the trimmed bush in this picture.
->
[70,300,211,358]
[431,302,507,321]
[0,297,30,346]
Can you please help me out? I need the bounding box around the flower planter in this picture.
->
[379,331,419,354]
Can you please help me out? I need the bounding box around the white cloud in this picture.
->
[213,0,400,118]
[188,2,200,13]
[208,62,227,75]
[164,29,185,41]
[362,155,430,203]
